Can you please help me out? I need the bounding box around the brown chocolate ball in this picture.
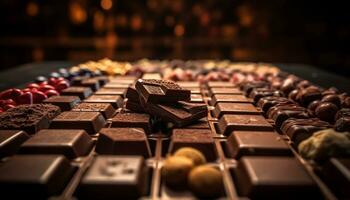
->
[188,165,224,198]
[321,94,341,108]
[162,156,194,187]
[308,100,320,113]
[315,102,339,123]
[174,147,206,166]
[297,86,322,107]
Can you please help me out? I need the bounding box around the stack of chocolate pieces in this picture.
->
[125,79,208,128]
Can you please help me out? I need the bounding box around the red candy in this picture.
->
[45,90,59,97]
[16,92,33,105]
[0,88,23,100]
[32,91,47,103]
[55,80,69,92]
[48,77,58,86]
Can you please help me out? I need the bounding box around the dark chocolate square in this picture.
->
[95,128,152,158]
[170,129,216,161]
[72,102,116,119]
[50,111,106,135]
[77,155,148,199]
[61,87,93,100]
[19,129,93,158]
[212,102,261,118]
[111,112,152,134]
[217,114,273,135]
[43,95,81,111]
[0,130,29,158]
[226,131,292,158]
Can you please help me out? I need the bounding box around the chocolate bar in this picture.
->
[50,111,106,135]
[217,114,273,135]
[135,79,191,103]
[146,101,208,127]
[0,104,61,134]
[212,102,261,118]
[76,156,148,199]
[169,129,217,161]
[111,112,152,134]
[0,155,75,199]
[72,102,116,119]
[61,86,93,100]
[233,156,321,199]
[19,129,93,158]
[95,128,152,157]
[0,130,29,158]
[226,131,292,158]
[43,95,81,111]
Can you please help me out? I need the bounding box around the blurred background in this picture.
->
[0,0,349,76]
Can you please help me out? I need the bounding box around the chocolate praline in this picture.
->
[315,102,339,123]
[321,94,341,108]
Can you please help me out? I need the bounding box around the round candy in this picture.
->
[188,165,224,198]
[174,147,206,166]
[321,94,341,108]
[315,102,339,122]
[162,156,194,187]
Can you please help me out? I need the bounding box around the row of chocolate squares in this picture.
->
[1,126,296,160]
[1,152,346,199]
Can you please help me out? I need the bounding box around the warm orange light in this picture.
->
[101,0,113,10]
[131,15,142,31]
[237,5,254,27]
[174,24,185,37]
[69,2,87,24]
[27,2,39,17]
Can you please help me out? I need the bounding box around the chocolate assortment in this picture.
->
[0,59,349,199]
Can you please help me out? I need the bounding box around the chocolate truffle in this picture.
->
[174,147,206,166]
[315,102,339,123]
[162,156,194,187]
[188,165,224,198]
[321,94,341,108]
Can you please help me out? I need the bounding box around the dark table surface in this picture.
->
[0,61,349,93]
